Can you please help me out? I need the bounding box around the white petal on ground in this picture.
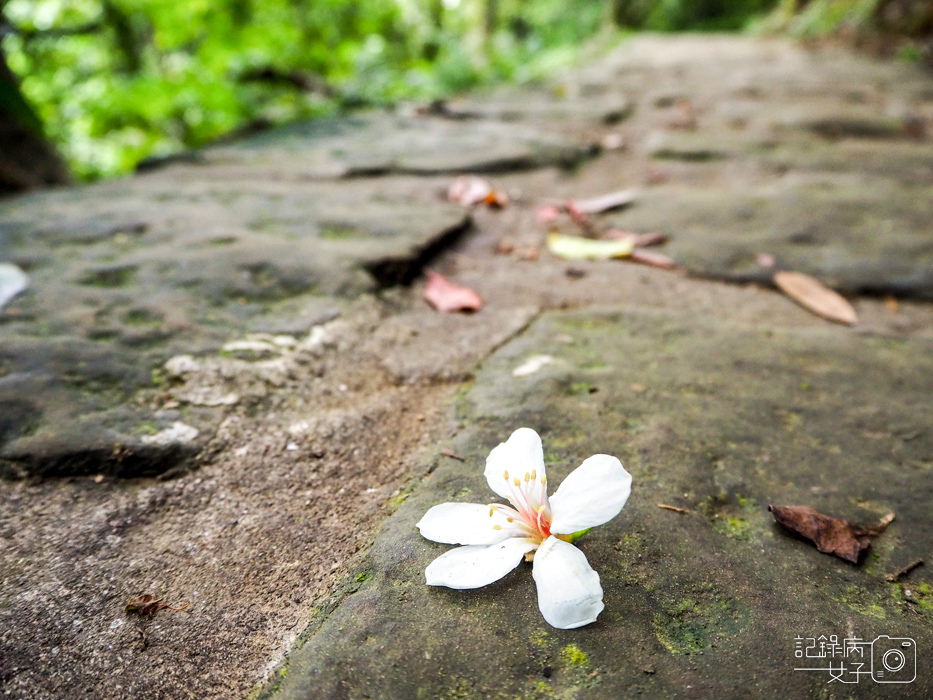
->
[548,454,631,534]
[532,536,604,629]
[0,263,29,311]
[417,503,519,545]
[512,355,554,377]
[425,538,537,590]
[484,427,547,500]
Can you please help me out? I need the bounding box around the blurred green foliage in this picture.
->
[2,0,786,180]
[757,0,932,40]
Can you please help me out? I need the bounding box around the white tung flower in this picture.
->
[417,427,632,629]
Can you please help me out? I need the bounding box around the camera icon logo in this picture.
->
[871,636,916,683]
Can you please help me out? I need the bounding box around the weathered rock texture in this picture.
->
[1,34,932,700]
[272,309,933,699]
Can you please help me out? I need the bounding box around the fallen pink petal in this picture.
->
[423,271,483,313]
[536,205,561,224]
[447,176,492,207]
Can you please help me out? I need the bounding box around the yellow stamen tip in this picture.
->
[503,470,509,480]
[531,469,536,480]
[537,504,546,514]
[524,472,530,482]
[492,525,502,530]
[489,507,494,517]
[513,477,520,487]
[541,475,546,485]
[507,517,514,522]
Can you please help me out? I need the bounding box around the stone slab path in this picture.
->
[0,34,931,700]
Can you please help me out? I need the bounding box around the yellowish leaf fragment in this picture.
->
[546,233,635,261]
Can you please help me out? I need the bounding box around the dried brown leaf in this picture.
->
[774,271,858,325]
[125,594,190,616]
[603,229,667,247]
[768,505,894,563]
[568,189,638,215]
[440,447,465,461]
[629,249,677,270]
[423,271,483,313]
[886,559,924,582]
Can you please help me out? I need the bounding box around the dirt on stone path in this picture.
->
[2,34,933,700]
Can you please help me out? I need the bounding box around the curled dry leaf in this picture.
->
[568,188,638,215]
[603,229,667,247]
[125,594,190,616]
[768,505,894,564]
[774,271,858,325]
[546,233,634,261]
[423,271,483,313]
[629,249,677,270]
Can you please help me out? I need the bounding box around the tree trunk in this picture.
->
[610,0,652,28]
[485,0,498,36]
[0,47,70,194]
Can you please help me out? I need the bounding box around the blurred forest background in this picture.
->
[1,0,930,190]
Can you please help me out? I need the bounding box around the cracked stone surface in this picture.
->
[202,113,596,177]
[0,175,468,477]
[1,33,932,700]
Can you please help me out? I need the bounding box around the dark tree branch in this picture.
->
[102,1,142,73]
[2,20,104,41]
